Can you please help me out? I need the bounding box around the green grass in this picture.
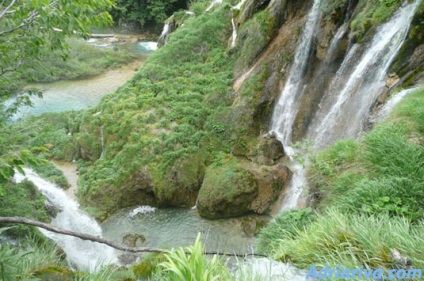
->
[267,210,424,271]
[256,86,424,274]
[0,233,67,280]
[152,234,231,281]
[58,2,239,217]
[307,87,424,221]
[349,0,403,40]
[24,38,137,83]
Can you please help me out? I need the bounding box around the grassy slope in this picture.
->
[257,87,424,272]
[73,3,237,216]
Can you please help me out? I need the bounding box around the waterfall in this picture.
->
[14,169,117,271]
[323,22,348,65]
[308,1,421,149]
[372,87,418,123]
[99,126,105,159]
[268,0,322,210]
[231,18,237,48]
[191,195,199,210]
[232,0,248,10]
[205,0,222,12]
[159,23,170,41]
[270,0,421,211]
[159,15,173,43]
[270,0,322,144]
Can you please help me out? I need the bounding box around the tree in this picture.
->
[0,0,114,181]
[110,0,186,29]
[0,0,114,105]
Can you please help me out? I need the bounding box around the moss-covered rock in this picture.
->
[153,152,207,207]
[32,266,74,281]
[123,233,146,247]
[248,134,285,165]
[81,166,157,221]
[197,155,258,219]
[197,155,290,219]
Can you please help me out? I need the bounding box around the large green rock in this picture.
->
[197,156,258,219]
[197,155,291,219]
[153,152,207,207]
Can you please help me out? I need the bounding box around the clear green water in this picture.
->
[102,207,264,254]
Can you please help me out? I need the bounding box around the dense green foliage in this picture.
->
[68,3,237,217]
[25,38,137,83]
[257,208,316,254]
[263,210,424,269]
[321,0,405,39]
[309,87,424,221]
[0,0,113,99]
[0,180,49,222]
[110,0,187,28]
[0,234,67,280]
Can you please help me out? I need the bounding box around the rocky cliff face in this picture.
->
[70,0,424,220]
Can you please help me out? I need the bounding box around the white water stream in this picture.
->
[14,168,117,271]
[372,87,419,122]
[231,18,238,48]
[308,1,421,148]
[205,0,223,12]
[270,0,421,210]
[270,0,322,144]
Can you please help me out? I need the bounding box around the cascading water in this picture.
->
[269,0,322,210]
[205,0,222,12]
[99,126,105,159]
[270,0,322,144]
[14,169,117,271]
[372,87,419,122]
[308,1,421,149]
[270,0,421,211]
[232,0,248,10]
[231,18,237,48]
[159,16,172,43]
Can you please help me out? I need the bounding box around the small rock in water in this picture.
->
[118,254,139,265]
[123,234,146,248]
[44,199,62,218]
[129,205,156,217]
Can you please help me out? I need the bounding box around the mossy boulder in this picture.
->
[197,155,258,219]
[153,152,206,207]
[248,134,285,165]
[123,233,147,248]
[81,166,157,221]
[197,155,290,219]
[32,266,74,281]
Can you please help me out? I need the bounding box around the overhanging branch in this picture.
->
[0,217,267,258]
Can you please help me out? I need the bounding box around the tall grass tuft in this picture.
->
[153,234,231,280]
[270,210,424,270]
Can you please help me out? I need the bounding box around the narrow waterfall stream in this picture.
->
[270,0,322,144]
[231,18,237,48]
[269,0,323,210]
[270,0,421,210]
[99,126,105,159]
[372,87,419,122]
[14,169,117,271]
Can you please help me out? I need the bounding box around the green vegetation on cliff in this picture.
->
[71,3,237,218]
[258,87,424,272]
